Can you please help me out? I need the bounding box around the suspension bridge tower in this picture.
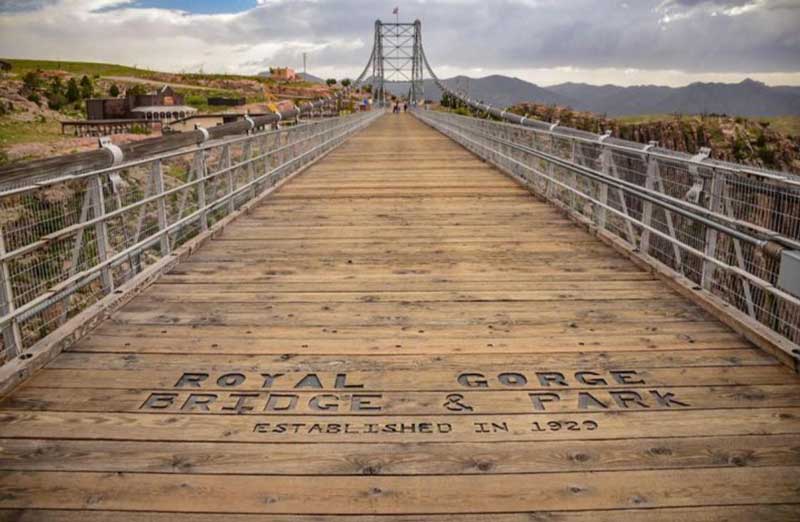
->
[370,19,425,105]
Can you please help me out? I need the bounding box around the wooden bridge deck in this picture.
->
[1,113,799,520]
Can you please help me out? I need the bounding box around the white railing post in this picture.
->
[0,229,23,359]
[89,174,114,293]
[152,160,171,256]
[702,167,724,291]
[597,146,610,230]
[223,144,235,214]
[197,150,209,231]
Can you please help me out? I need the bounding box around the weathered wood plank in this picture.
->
[1,467,798,514]
[4,505,800,522]
[1,409,798,443]
[27,365,793,391]
[48,349,778,371]
[4,385,799,416]
[3,434,798,475]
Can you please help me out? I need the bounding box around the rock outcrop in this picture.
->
[509,102,800,175]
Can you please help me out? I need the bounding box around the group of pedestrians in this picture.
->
[392,101,408,114]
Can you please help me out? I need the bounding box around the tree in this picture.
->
[66,77,80,103]
[22,71,42,92]
[49,76,64,96]
[48,93,67,111]
[79,75,93,98]
[126,84,148,96]
[109,84,120,97]
[341,78,352,88]
[326,78,337,87]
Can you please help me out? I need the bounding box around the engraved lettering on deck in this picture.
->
[265,394,299,411]
[260,373,284,388]
[536,372,568,387]
[217,373,246,388]
[610,391,650,409]
[351,394,383,411]
[529,392,561,410]
[578,392,610,409]
[335,373,364,389]
[497,372,527,387]
[575,371,607,386]
[295,374,324,389]
[309,394,339,411]
[650,390,690,407]
[141,392,178,409]
[174,373,209,388]
[222,393,259,413]
[182,393,218,412]
[457,373,488,388]
[610,370,646,385]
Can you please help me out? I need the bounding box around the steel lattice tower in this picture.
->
[370,19,425,105]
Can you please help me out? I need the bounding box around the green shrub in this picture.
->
[66,78,80,102]
[22,71,42,92]
[130,124,150,135]
[48,93,67,110]
[80,75,93,98]
[27,92,41,104]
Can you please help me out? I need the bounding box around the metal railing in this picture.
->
[0,110,383,364]
[413,109,800,354]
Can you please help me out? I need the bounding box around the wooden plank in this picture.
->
[65,332,753,354]
[109,300,712,327]
[3,505,800,522]
[1,409,798,443]
[4,385,799,416]
[46,348,780,371]
[1,467,798,514]
[24,365,796,391]
[3,434,798,475]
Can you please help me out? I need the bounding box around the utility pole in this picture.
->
[303,52,307,75]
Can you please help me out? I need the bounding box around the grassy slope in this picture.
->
[2,58,150,78]
[0,120,62,147]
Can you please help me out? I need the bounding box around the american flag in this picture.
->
[393,7,399,15]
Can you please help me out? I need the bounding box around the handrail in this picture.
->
[0,87,363,188]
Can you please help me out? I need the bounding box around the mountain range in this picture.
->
[385,77,800,117]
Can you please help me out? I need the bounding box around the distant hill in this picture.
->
[547,79,800,117]
[297,72,325,84]
[384,75,572,107]
[384,74,800,118]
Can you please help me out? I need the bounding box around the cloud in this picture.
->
[0,0,798,85]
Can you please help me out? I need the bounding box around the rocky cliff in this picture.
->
[508,103,800,175]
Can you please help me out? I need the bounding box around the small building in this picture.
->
[271,67,298,82]
[86,98,129,120]
[85,85,196,122]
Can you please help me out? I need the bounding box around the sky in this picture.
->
[1,0,799,87]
